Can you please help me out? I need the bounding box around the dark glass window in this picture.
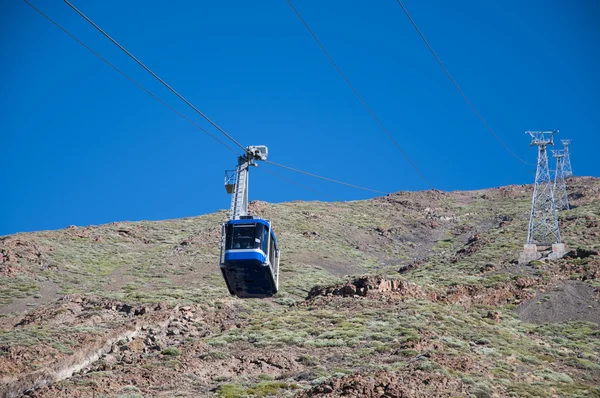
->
[225,223,271,252]
[226,224,256,250]
[262,225,269,254]
[269,231,276,266]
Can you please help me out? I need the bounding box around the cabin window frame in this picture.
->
[225,222,271,254]
[226,223,257,250]
[268,231,276,268]
[261,224,269,255]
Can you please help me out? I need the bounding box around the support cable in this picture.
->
[286,0,435,189]
[264,160,388,194]
[63,0,248,154]
[24,0,239,155]
[258,166,335,200]
[395,0,533,166]
[27,1,392,197]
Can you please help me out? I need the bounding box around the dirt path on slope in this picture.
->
[517,280,600,325]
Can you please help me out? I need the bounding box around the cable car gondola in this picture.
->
[219,146,280,298]
[220,218,280,298]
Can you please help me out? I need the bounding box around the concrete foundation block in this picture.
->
[548,243,567,260]
[519,244,542,264]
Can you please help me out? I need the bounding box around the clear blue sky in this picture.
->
[1,0,599,235]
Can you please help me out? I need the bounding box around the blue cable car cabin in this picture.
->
[219,217,280,298]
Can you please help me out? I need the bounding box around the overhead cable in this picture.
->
[258,166,335,200]
[24,0,239,155]
[265,160,388,194]
[26,0,387,198]
[395,0,533,166]
[286,0,435,190]
[63,0,248,154]
[29,0,396,198]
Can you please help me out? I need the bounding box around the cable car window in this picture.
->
[227,224,256,250]
[269,231,276,265]
[224,224,232,249]
[261,225,269,254]
[253,224,265,252]
[225,223,273,252]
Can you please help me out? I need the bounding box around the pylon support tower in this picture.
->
[224,146,268,220]
[561,139,573,177]
[552,149,570,211]
[520,130,566,263]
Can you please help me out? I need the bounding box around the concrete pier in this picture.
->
[519,244,542,264]
[519,243,567,264]
[548,243,567,260]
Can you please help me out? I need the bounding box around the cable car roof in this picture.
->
[225,218,271,226]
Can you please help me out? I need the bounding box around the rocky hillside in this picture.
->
[1,177,599,397]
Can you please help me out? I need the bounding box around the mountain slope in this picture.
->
[1,177,599,397]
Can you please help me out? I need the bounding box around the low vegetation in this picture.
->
[1,177,599,397]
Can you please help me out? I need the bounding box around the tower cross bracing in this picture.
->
[561,139,573,177]
[526,130,561,245]
[552,149,570,211]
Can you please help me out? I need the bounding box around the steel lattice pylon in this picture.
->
[526,130,561,245]
[224,146,268,220]
[561,139,573,177]
[552,149,570,211]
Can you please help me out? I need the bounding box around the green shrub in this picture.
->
[534,369,573,383]
[161,348,180,356]
[208,338,228,347]
[574,358,600,370]
[297,354,318,366]
[416,359,436,371]
[216,384,245,398]
[246,381,299,397]
[472,382,492,398]
[311,376,329,386]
